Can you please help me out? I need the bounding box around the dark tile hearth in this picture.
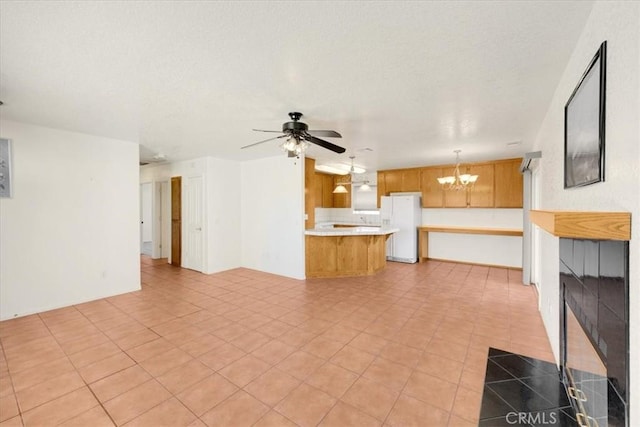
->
[479,348,576,427]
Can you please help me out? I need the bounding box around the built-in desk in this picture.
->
[418,226,523,264]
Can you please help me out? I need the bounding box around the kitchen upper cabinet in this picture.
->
[401,169,421,192]
[305,157,316,229]
[384,170,403,193]
[420,167,444,207]
[378,157,522,209]
[313,173,336,208]
[376,168,420,206]
[443,184,467,207]
[313,173,323,208]
[377,172,386,207]
[494,159,523,208]
[322,174,335,207]
[442,163,494,208]
[333,175,351,208]
[467,164,494,207]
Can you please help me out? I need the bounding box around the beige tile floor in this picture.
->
[0,257,554,426]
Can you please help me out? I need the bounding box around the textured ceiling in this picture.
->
[0,1,593,171]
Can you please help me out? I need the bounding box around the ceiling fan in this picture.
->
[241,112,346,157]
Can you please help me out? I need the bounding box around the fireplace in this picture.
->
[559,238,629,426]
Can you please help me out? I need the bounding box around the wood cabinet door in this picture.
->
[467,164,494,207]
[304,157,315,229]
[314,173,323,208]
[420,167,444,207]
[401,169,420,192]
[377,171,386,207]
[384,170,403,193]
[494,159,523,207]
[443,188,467,208]
[322,174,335,207]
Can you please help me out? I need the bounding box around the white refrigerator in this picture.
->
[380,195,421,263]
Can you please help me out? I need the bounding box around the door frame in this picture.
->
[531,165,542,294]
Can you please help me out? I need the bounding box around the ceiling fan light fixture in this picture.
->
[280,135,308,156]
[243,112,346,156]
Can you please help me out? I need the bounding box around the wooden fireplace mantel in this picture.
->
[530,210,631,241]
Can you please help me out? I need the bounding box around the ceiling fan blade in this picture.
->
[303,134,346,154]
[241,134,286,149]
[252,129,283,133]
[306,130,342,138]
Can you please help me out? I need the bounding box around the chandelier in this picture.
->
[437,150,478,191]
[279,135,309,157]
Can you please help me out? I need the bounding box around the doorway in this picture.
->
[151,181,171,259]
[159,181,171,258]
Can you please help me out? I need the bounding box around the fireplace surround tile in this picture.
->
[480,348,576,426]
[560,238,629,426]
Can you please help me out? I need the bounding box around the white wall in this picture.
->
[0,120,140,320]
[423,208,523,268]
[531,2,639,423]
[139,156,241,274]
[241,155,305,280]
[206,157,241,273]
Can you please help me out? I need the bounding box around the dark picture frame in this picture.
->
[564,41,606,189]
[0,138,12,198]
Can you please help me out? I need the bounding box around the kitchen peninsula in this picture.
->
[305,226,399,278]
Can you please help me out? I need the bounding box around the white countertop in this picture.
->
[305,226,399,236]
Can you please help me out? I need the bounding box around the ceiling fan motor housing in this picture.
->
[282,120,308,133]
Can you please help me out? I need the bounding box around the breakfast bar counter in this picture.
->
[304,227,398,278]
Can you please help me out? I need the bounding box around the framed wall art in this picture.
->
[564,41,606,189]
[0,138,12,198]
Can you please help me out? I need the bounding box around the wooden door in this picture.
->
[171,176,182,267]
[420,167,444,207]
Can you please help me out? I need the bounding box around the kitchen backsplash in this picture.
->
[315,207,523,228]
[315,208,382,225]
